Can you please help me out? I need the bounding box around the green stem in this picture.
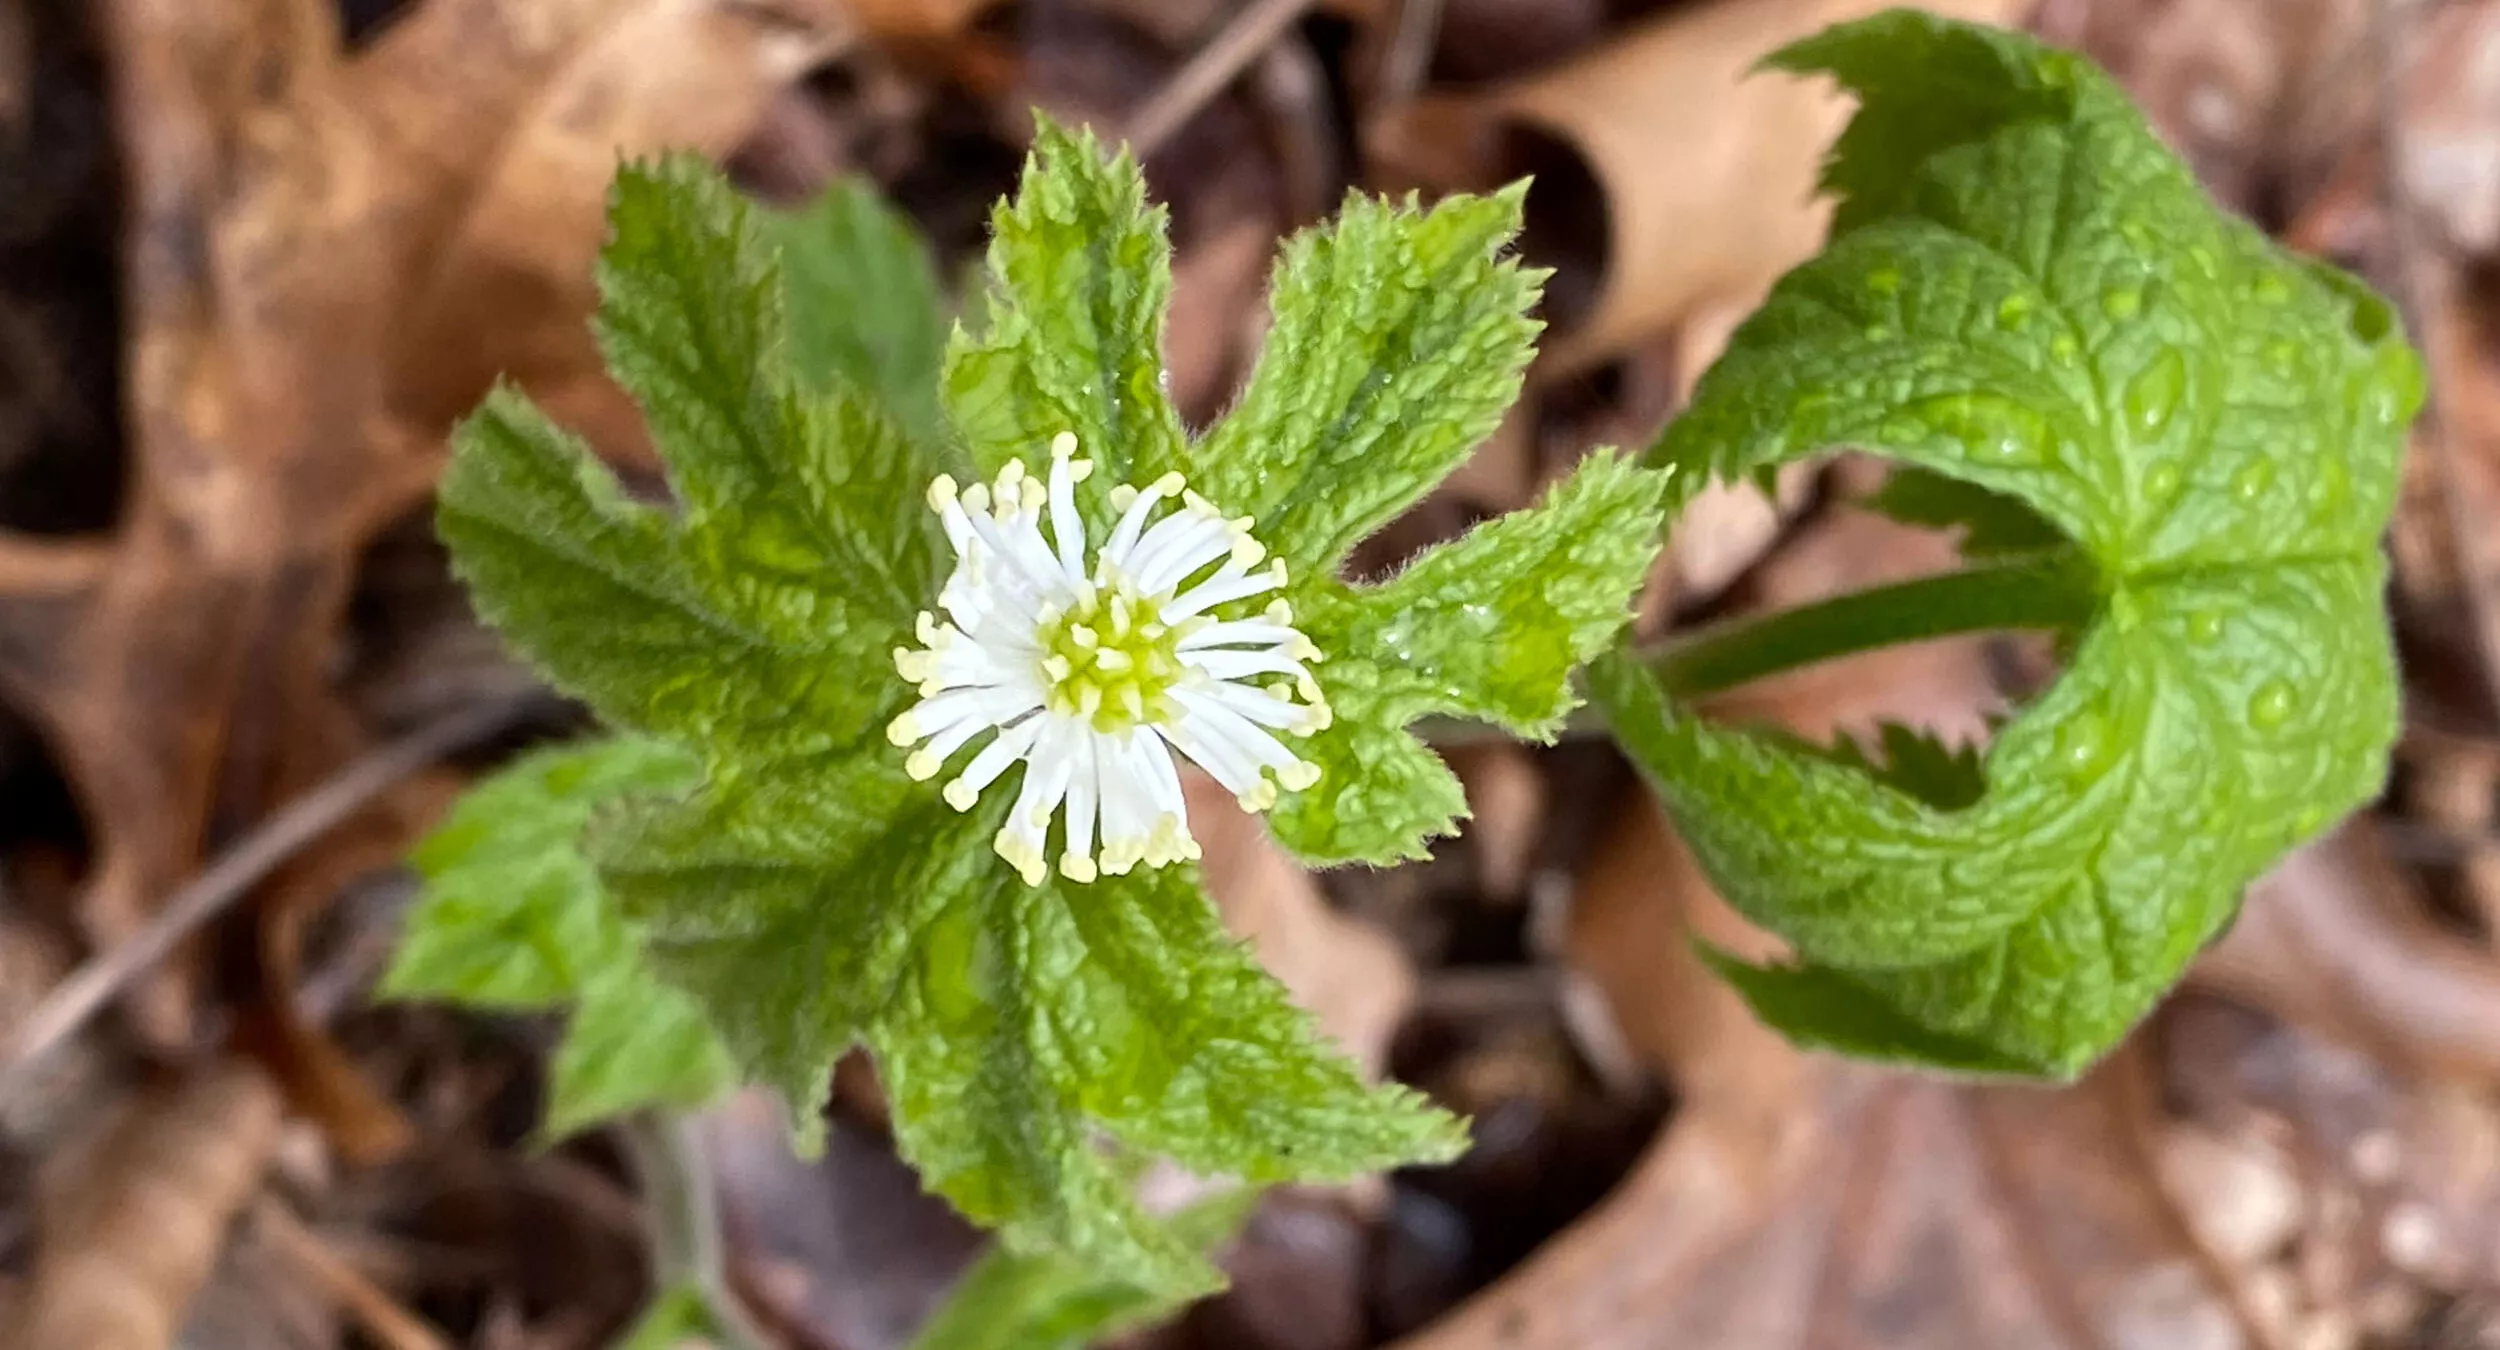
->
[1642,550,2099,700]
[618,1109,777,1350]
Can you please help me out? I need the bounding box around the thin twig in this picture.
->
[256,1197,455,1350]
[0,695,538,1107]
[1374,0,1445,110]
[616,1109,777,1350]
[1123,0,1317,160]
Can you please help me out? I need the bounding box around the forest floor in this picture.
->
[10,0,2500,1347]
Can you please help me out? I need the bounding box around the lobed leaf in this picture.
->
[1195,187,1545,566]
[383,739,732,1135]
[1591,12,2423,1075]
[944,121,1187,486]
[770,178,949,441]
[440,147,1565,1295]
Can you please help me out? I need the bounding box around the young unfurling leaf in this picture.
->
[1592,12,2422,1076]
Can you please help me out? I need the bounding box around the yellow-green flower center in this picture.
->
[1037,581,1193,734]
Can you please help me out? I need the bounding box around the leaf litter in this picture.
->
[8,0,2500,1348]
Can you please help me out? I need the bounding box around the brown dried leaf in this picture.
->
[20,1060,283,1350]
[1363,0,2030,377]
[1183,770,1418,1083]
[0,0,839,1148]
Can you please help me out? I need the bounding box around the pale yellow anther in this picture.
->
[1093,648,1133,672]
[962,482,992,513]
[1290,636,1322,662]
[1296,673,1323,702]
[1050,430,1079,458]
[1110,484,1139,510]
[1043,654,1074,681]
[944,780,979,811]
[1059,852,1099,883]
[906,750,942,780]
[1237,781,1279,812]
[1153,472,1186,495]
[1019,479,1047,512]
[1071,459,1096,483]
[1070,624,1099,649]
[926,475,959,509]
[886,711,919,746]
[1278,760,1321,791]
[916,611,942,643]
[1265,600,1293,625]
[1230,537,1266,568]
[995,831,1048,887]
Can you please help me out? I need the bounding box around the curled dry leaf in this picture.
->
[0,0,841,1149]
[1362,0,2029,377]
[20,1060,282,1350]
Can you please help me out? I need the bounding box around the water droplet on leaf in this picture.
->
[1906,392,2050,467]
[2247,679,2296,730]
[2056,713,2111,774]
[2123,349,2187,437]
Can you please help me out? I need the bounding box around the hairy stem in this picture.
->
[617,1110,776,1350]
[1644,550,2099,700]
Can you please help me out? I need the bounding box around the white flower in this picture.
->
[887,432,1331,885]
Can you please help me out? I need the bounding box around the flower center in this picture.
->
[888,431,1332,884]
[1036,581,1192,734]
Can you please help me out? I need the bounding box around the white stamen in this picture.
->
[888,436,1327,883]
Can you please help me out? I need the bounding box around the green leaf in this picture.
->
[907,1191,1257,1350]
[1269,450,1669,865]
[770,177,948,441]
[384,739,733,1135]
[868,865,1462,1295]
[1591,13,2423,1076]
[944,119,1186,485]
[441,177,948,761]
[1195,186,1543,568]
[441,148,1533,1298]
[613,1282,724,1350]
[547,970,738,1139]
[1863,466,2062,556]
